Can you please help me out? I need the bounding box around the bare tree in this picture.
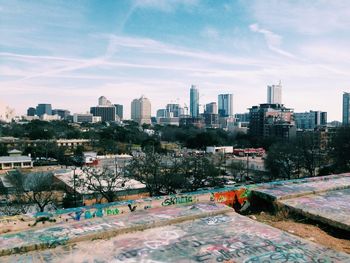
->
[4,171,58,213]
[227,161,246,182]
[25,172,58,212]
[77,165,128,203]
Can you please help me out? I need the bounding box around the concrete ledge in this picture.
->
[3,208,350,262]
[0,202,231,257]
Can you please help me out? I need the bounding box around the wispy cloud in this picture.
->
[249,23,294,58]
[134,0,198,12]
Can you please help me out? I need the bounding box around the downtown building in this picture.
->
[294,111,327,130]
[131,96,151,125]
[203,102,219,128]
[267,82,282,104]
[190,85,199,118]
[343,92,350,126]
[249,103,296,139]
[90,96,116,122]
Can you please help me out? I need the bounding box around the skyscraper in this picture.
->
[218,94,233,117]
[267,81,282,104]
[190,85,199,117]
[205,102,218,114]
[98,96,111,106]
[131,96,151,125]
[114,104,123,120]
[36,104,52,116]
[343,92,350,125]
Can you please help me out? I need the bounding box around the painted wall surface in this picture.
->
[280,188,350,231]
[253,173,350,200]
[0,186,253,230]
[3,211,349,262]
[0,203,229,256]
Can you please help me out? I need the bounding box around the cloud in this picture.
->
[249,0,350,35]
[249,23,295,58]
[134,0,198,12]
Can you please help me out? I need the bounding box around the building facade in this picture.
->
[27,107,36,116]
[343,92,350,126]
[218,94,233,117]
[131,96,151,125]
[52,109,70,120]
[114,104,123,120]
[36,104,52,116]
[294,111,327,130]
[267,82,282,104]
[205,102,218,114]
[249,103,296,139]
[190,85,199,117]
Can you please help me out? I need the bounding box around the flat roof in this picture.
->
[0,156,32,163]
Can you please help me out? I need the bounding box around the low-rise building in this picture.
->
[0,155,33,170]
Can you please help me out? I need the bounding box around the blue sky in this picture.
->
[1,0,350,120]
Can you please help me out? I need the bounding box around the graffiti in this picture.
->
[161,195,193,206]
[201,215,232,226]
[211,188,250,211]
[127,204,137,212]
[144,205,152,210]
[105,208,119,216]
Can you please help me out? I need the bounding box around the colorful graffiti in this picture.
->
[3,210,349,262]
[210,188,251,212]
[161,195,194,206]
[0,203,229,257]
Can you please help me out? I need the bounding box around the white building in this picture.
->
[40,114,61,121]
[73,113,101,123]
[267,81,282,104]
[131,96,151,125]
[0,150,33,170]
[206,146,234,154]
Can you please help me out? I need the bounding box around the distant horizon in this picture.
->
[1,0,350,121]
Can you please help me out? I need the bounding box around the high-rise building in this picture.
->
[131,96,151,125]
[166,104,183,117]
[294,111,327,130]
[27,107,36,116]
[205,102,218,114]
[235,113,250,123]
[52,109,70,120]
[114,104,123,120]
[218,94,233,117]
[267,81,282,104]
[98,96,111,106]
[343,92,350,126]
[249,103,295,139]
[36,104,52,116]
[190,85,199,117]
[90,96,116,122]
[156,109,167,118]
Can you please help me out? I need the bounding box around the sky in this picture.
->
[1,0,350,121]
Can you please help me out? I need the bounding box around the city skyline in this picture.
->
[1,0,350,121]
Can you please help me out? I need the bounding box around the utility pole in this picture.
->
[73,167,77,207]
[246,151,249,181]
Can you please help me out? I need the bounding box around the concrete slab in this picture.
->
[253,173,350,201]
[280,188,350,231]
[0,202,231,256]
[2,210,349,262]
